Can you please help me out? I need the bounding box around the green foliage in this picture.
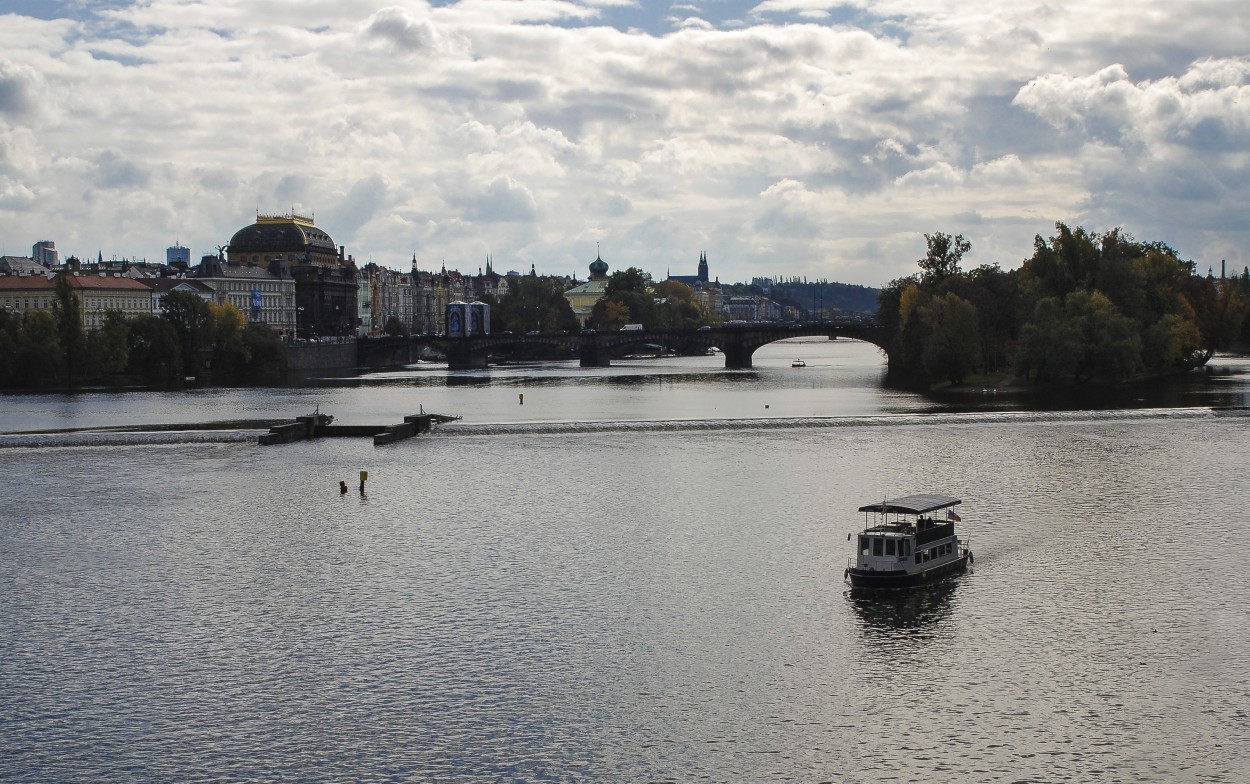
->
[917,233,970,286]
[127,315,182,386]
[883,222,1236,389]
[493,276,579,333]
[383,316,408,336]
[237,323,287,385]
[652,280,704,329]
[591,299,631,331]
[919,292,980,384]
[52,273,85,385]
[7,311,63,388]
[85,310,131,377]
[594,267,655,327]
[161,290,213,376]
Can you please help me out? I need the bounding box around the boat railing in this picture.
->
[915,522,955,546]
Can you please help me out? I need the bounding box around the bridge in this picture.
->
[359,319,884,371]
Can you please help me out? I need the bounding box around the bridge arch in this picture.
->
[357,321,885,370]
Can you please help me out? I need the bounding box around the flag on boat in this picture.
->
[947,510,961,521]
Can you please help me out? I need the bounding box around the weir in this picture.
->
[258,411,461,446]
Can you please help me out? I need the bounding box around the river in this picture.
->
[2,338,1249,782]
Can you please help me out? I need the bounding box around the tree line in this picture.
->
[878,223,1248,388]
[0,283,286,389]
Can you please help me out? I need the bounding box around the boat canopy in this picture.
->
[858,494,961,515]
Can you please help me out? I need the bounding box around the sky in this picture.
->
[1,1,1248,287]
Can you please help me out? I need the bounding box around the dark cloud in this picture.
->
[0,60,41,119]
[359,7,438,52]
[91,149,149,189]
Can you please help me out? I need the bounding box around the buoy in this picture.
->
[359,470,368,494]
[339,480,348,494]
[968,551,974,564]
[519,393,524,405]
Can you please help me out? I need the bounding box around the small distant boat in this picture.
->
[792,359,806,367]
[845,494,973,589]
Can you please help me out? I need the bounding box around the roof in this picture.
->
[0,273,151,292]
[228,218,337,255]
[858,494,961,515]
[0,256,49,274]
[141,278,216,294]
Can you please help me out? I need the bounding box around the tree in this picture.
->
[161,290,212,376]
[652,280,704,329]
[590,299,631,331]
[918,292,981,385]
[206,302,248,381]
[493,276,578,333]
[917,233,971,286]
[86,309,131,378]
[1015,297,1082,383]
[600,267,655,325]
[1016,291,1142,383]
[383,315,407,336]
[0,310,20,387]
[14,311,62,387]
[238,323,287,385]
[52,272,85,386]
[128,314,181,386]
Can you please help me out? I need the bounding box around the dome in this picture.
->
[228,214,337,257]
[588,253,609,280]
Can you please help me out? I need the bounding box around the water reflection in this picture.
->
[847,578,961,634]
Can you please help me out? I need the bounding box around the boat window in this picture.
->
[900,540,911,557]
[859,536,870,555]
[872,538,883,557]
[885,539,896,556]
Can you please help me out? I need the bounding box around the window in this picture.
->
[859,536,870,555]
[885,539,896,556]
[872,538,883,557]
[901,540,911,557]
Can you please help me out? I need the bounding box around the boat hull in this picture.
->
[848,552,971,590]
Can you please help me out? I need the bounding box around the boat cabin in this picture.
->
[852,494,965,576]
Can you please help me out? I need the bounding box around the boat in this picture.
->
[845,494,973,589]
[792,359,806,367]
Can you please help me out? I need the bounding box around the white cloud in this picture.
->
[0,1,1248,284]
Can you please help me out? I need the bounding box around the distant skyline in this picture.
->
[1,1,1248,286]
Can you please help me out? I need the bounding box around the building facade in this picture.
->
[564,252,611,327]
[226,213,356,337]
[188,254,297,330]
[0,271,153,329]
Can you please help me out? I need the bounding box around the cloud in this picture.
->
[451,175,539,222]
[0,2,1248,284]
[356,6,469,56]
[0,59,46,121]
[90,148,149,189]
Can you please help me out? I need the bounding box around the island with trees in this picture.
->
[877,223,1249,390]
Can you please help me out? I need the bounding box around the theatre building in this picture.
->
[227,213,358,337]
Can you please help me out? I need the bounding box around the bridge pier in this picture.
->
[445,343,489,370]
[580,342,611,368]
[721,342,754,369]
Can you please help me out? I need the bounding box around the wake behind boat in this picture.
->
[845,494,973,589]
